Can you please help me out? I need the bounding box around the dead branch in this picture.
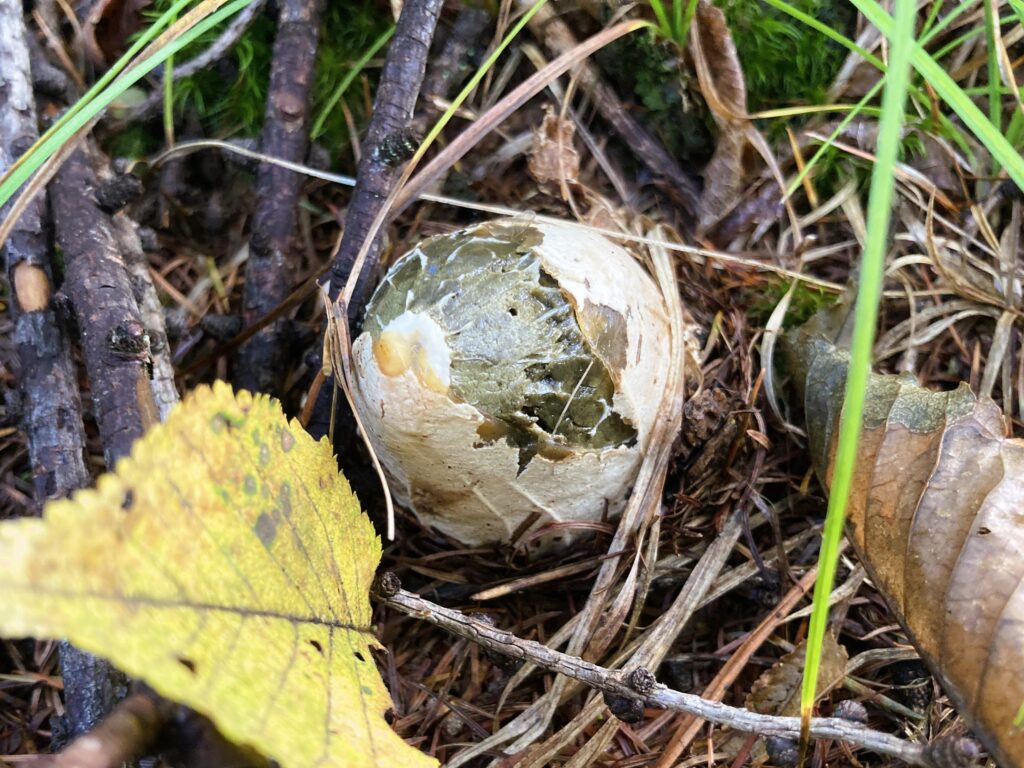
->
[0,0,90,506]
[33,689,269,768]
[378,580,955,768]
[307,0,444,440]
[419,7,491,115]
[3,2,141,740]
[51,145,158,464]
[49,140,177,736]
[113,215,178,419]
[323,0,444,316]
[235,0,325,394]
[34,692,172,768]
[48,146,152,738]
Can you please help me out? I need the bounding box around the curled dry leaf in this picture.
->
[528,105,580,192]
[691,1,748,123]
[782,308,1024,768]
[690,1,754,234]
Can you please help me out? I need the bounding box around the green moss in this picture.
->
[106,122,162,159]
[145,1,390,160]
[746,278,837,329]
[715,0,853,111]
[596,28,715,167]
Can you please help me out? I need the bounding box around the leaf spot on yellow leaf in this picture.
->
[254,511,279,548]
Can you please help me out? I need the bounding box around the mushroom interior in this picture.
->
[363,221,637,471]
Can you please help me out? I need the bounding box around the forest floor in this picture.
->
[0,0,1018,766]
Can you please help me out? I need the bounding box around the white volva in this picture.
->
[351,219,672,548]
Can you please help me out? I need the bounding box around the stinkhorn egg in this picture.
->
[351,218,672,548]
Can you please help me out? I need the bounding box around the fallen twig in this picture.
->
[32,688,269,768]
[234,0,325,394]
[48,142,159,737]
[377,579,953,767]
[323,0,444,316]
[36,692,172,768]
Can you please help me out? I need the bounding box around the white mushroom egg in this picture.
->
[351,218,672,548]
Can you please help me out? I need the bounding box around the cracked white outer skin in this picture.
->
[351,220,672,548]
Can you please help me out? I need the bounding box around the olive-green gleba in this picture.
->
[351,218,672,549]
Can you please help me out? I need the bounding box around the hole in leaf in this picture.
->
[978,526,991,535]
[353,651,366,662]
[308,639,324,654]
[176,656,197,674]
[121,490,134,511]
[508,307,518,316]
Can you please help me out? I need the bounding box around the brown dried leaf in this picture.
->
[690,1,748,125]
[691,1,755,235]
[528,106,579,191]
[698,127,755,235]
[747,636,848,716]
[83,0,148,64]
[782,308,1024,768]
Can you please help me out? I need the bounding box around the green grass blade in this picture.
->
[648,0,673,39]
[853,0,1024,190]
[798,0,917,745]
[163,8,180,147]
[0,0,255,210]
[1009,0,1024,28]
[0,0,197,188]
[784,79,885,198]
[410,0,548,169]
[984,0,1002,147]
[679,0,700,47]
[1015,699,1024,727]
[311,24,395,139]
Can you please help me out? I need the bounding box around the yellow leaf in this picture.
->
[0,382,436,768]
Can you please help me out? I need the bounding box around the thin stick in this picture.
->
[234,0,325,394]
[151,140,846,292]
[378,581,934,767]
[654,566,820,767]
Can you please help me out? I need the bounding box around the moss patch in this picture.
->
[716,0,853,111]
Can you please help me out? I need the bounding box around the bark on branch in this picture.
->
[0,0,90,506]
[51,146,159,465]
[324,0,444,315]
[235,0,325,395]
[308,0,443,441]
